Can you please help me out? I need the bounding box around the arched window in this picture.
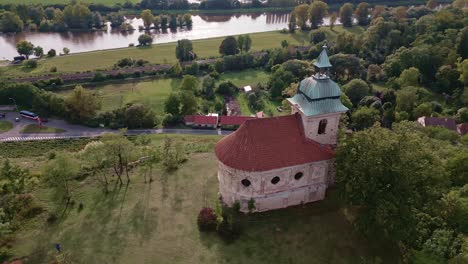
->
[294,172,303,180]
[318,119,327,134]
[271,176,280,185]
[241,179,251,187]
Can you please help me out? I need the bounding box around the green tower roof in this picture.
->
[313,45,332,69]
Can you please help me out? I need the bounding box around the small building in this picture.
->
[417,116,457,131]
[255,111,264,118]
[241,85,252,93]
[457,123,468,136]
[219,116,255,129]
[184,114,218,128]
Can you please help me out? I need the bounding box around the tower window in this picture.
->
[241,179,251,187]
[294,172,303,180]
[271,176,280,185]
[318,119,327,134]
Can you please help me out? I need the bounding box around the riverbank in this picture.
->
[1,26,364,79]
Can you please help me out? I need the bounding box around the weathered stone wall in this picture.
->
[218,160,334,212]
[291,105,341,145]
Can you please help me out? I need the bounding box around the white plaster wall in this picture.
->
[218,160,334,212]
[300,111,341,145]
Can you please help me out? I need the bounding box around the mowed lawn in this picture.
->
[9,134,398,264]
[1,27,363,78]
[20,124,66,133]
[0,120,13,132]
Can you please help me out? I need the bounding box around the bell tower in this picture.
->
[287,44,348,145]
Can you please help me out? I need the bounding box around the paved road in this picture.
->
[0,113,231,142]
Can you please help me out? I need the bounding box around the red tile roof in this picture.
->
[184,115,218,125]
[215,113,335,172]
[458,123,468,135]
[220,116,256,126]
[421,117,457,131]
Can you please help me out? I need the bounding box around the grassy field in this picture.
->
[6,134,398,263]
[1,27,364,78]
[20,124,66,133]
[59,69,271,115]
[0,120,13,132]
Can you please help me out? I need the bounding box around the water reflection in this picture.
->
[0,12,293,60]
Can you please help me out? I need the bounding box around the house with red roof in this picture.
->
[184,114,218,128]
[417,116,457,131]
[457,123,468,136]
[215,45,349,212]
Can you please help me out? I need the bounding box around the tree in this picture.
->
[16,41,34,59]
[183,14,192,27]
[124,103,158,129]
[179,92,198,115]
[288,11,296,33]
[336,123,445,243]
[62,47,70,55]
[339,3,354,28]
[351,106,380,130]
[355,2,370,26]
[141,9,154,29]
[24,60,38,68]
[396,87,418,113]
[243,34,252,52]
[219,36,238,55]
[79,141,110,192]
[101,133,135,184]
[47,49,56,57]
[309,0,328,29]
[42,153,79,203]
[414,102,433,118]
[398,67,421,87]
[202,76,215,99]
[217,81,237,96]
[65,85,101,123]
[426,0,438,9]
[343,79,371,106]
[330,12,337,31]
[165,93,181,116]
[138,33,153,46]
[180,75,199,92]
[0,160,29,195]
[0,11,23,33]
[33,46,43,58]
[175,39,194,61]
[237,35,245,53]
[63,2,93,29]
[458,27,468,59]
[294,4,309,30]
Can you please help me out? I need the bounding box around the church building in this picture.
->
[215,45,348,212]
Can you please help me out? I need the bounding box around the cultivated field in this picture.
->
[5,135,398,264]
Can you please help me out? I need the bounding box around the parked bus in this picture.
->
[20,110,39,120]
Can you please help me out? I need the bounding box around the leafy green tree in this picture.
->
[219,36,238,56]
[396,87,418,114]
[0,160,29,195]
[446,153,468,187]
[426,0,438,9]
[342,79,371,106]
[62,47,70,55]
[107,12,124,28]
[65,85,101,123]
[42,153,79,202]
[16,40,34,59]
[180,75,200,92]
[183,14,192,27]
[422,229,460,259]
[237,35,245,53]
[138,33,153,46]
[33,46,43,58]
[162,137,184,171]
[355,2,370,26]
[164,93,181,116]
[336,123,445,243]
[413,102,433,118]
[217,81,237,96]
[330,53,364,81]
[202,76,215,100]
[79,141,110,192]
[141,9,154,29]
[339,3,354,27]
[294,4,309,30]
[329,12,337,30]
[63,2,93,29]
[124,103,158,129]
[398,67,421,87]
[47,49,56,57]
[179,91,198,115]
[28,5,45,25]
[0,11,23,33]
[175,39,194,61]
[351,106,380,130]
[309,0,328,29]
[435,65,462,94]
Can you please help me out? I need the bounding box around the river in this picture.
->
[0,12,299,60]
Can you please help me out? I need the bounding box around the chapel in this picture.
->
[215,45,349,212]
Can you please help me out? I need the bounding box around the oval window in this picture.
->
[241,179,251,187]
[294,172,303,180]
[271,176,280,185]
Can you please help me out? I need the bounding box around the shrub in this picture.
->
[50,66,57,72]
[92,72,107,82]
[197,207,218,232]
[24,60,38,68]
[47,49,56,57]
[217,81,237,96]
[248,198,256,213]
[310,30,326,44]
[216,212,241,242]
